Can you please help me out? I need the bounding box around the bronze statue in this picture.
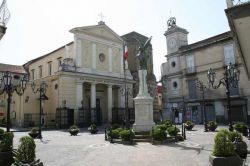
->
[136,36,152,70]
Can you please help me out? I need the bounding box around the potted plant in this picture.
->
[234,122,248,136]
[28,127,39,139]
[0,128,4,140]
[207,121,218,131]
[229,131,248,159]
[69,125,80,136]
[88,124,98,134]
[209,129,242,166]
[184,121,194,130]
[0,131,14,165]
[13,136,43,166]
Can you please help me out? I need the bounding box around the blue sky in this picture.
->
[0,0,230,80]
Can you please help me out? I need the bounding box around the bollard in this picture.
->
[183,124,186,140]
[105,129,107,141]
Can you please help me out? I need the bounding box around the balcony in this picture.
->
[185,66,196,76]
[225,0,250,78]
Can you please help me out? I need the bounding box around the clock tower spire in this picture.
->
[164,17,189,54]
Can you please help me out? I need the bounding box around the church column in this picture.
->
[120,50,124,74]
[107,85,113,123]
[75,38,82,67]
[75,82,83,124]
[108,47,112,72]
[90,82,96,122]
[92,43,96,70]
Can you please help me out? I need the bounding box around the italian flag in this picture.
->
[124,44,128,69]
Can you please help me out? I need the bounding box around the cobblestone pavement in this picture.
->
[8,125,250,166]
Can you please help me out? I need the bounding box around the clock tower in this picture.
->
[164,17,189,54]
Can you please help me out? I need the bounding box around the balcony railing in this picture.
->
[185,66,196,75]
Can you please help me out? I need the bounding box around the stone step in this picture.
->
[133,138,152,142]
[134,135,152,139]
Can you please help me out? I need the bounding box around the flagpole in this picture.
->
[123,42,129,129]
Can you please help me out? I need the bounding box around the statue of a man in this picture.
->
[136,36,152,70]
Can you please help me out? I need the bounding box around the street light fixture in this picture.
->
[207,63,240,131]
[31,81,48,139]
[196,80,208,132]
[0,71,28,132]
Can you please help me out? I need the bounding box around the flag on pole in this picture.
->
[124,44,128,69]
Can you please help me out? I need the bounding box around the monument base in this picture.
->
[133,95,155,132]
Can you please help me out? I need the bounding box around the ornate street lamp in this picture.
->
[0,72,28,131]
[196,80,208,132]
[120,85,132,129]
[0,0,10,40]
[31,81,48,139]
[207,63,240,131]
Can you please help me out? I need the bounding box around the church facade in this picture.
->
[7,21,134,127]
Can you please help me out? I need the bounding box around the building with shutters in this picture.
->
[161,18,250,124]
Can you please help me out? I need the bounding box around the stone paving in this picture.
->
[7,125,250,166]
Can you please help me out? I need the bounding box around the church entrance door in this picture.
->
[96,98,102,125]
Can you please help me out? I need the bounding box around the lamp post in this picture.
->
[0,72,28,132]
[196,80,208,132]
[207,63,240,131]
[120,85,132,129]
[31,81,48,139]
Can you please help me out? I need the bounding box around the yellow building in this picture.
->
[161,18,250,124]
[2,21,134,128]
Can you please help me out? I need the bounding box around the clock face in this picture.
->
[168,38,177,49]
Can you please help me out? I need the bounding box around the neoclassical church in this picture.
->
[5,21,136,127]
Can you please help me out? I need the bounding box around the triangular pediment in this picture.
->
[70,22,123,43]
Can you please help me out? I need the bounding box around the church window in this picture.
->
[171,61,176,68]
[39,66,42,78]
[99,53,105,62]
[57,57,62,69]
[186,54,195,73]
[173,81,178,89]
[224,43,235,65]
[48,61,52,76]
[31,69,35,80]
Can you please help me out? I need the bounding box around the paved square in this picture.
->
[10,125,250,166]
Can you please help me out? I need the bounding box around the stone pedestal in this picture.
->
[133,70,155,132]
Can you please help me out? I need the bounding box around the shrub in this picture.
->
[228,131,243,142]
[115,128,124,133]
[207,121,218,131]
[111,129,120,139]
[120,130,134,141]
[167,126,180,136]
[14,136,36,164]
[164,120,172,128]
[234,122,248,136]
[69,125,80,136]
[30,127,38,134]
[155,124,168,131]
[88,124,97,130]
[111,123,121,130]
[152,129,166,141]
[185,121,194,130]
[212,129,235,157]
[28,127,39,139]
[0,128,4,135]
[0,132,14,152]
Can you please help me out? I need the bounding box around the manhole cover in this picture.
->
[89,143,109,148]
